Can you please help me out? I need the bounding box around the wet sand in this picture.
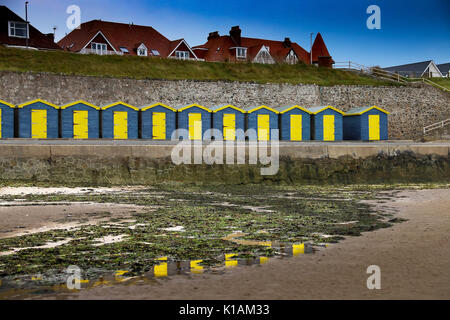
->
[49,188,450,300]
[0,202,145,239]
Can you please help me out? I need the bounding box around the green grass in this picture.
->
[429,78,450,90]
[0,46,397,86]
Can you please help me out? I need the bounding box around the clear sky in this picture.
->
[3,0,449,67]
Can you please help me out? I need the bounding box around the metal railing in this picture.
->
[423,118,450,135]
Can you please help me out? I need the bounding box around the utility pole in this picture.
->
[25,1,29,49]
[310,33,314,65]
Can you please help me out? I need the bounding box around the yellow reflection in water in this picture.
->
[259,256,269,264]
[154,256,168,277]
[225,253,238,267]
[190,260,204,274]
[292,243,305,256]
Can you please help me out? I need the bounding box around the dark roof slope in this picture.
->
[383,60,432,73]
[0,5,61,50]
[437,63,450,74]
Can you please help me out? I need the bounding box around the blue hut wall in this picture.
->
[18,101,59,138]
[280,109,311,140]
[61,103,100,138]
[102,105,138,139]
[343,115,361,140]
[360,109,388,140]
[343,109,388,140]
[312,109,343,141]
[177,106,212,139]
[212,107,245,139]
[141,105,176,139]
[0,102,14,138]
[247,108,279,140]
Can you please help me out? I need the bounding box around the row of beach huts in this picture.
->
[0,99,389,141]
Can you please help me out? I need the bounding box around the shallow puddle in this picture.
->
[0,241,318,299]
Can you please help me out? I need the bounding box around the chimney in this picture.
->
[229,26,241,46]
[283,37,291,48]
[45,33,55,42]
[208,31,219,41]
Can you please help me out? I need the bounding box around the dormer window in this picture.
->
[236,47,247,59]
[137,44,147,56]
[8,21,28,38]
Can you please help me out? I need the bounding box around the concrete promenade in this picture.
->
[0,140,448,160]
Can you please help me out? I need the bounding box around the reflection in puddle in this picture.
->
[0,242,317,299]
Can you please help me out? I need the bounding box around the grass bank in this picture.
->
[430,78,450,90]
[0,46,396,86]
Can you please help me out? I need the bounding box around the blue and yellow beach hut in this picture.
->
[211,105,246,141]
[17,99,59,139]
[140,103,176,140]
[245,105,279,141]
[307,106,344,141]
[177,104,212,140]
[102,102,139,139]
[278,105,312,141]
[60,100,100,139]
[0,100,15,139]
[344,106,389,140]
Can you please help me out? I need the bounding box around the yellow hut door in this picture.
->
[0,109,2,138]
[257,114,270,141]
[113,111,128,139]
[223,113,236,141]
[368,115,380,140]
[323,115,335,141]
[152,112,166,140]
[188,113,202,140]
[73,110,88,139]
[31,109,47,139]
[290,114,302,141]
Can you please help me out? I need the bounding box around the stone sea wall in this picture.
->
[0,71,449,139]
[0,144,448,185]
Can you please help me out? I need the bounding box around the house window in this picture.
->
[137,46,147,56]
[119,46,129,54]
[8,21,28,38]
[151,49,160,56]
[236,48,247,59]
[175,51,189,60]
[91,42,107,55]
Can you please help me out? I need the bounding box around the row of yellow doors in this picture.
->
[27,111,381,141]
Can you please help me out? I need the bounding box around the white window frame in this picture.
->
[236,47,247,59]
[8,21,29,39]
[137,44,148,56]
[175,51,189,60]
[91,42,107,55]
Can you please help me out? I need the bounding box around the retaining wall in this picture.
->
[0,143,448,185]
[0,71,449,139]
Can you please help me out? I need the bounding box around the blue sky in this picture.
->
[3,0,449,67]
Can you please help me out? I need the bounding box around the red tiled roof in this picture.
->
[193,34,311,64]
[58,20,192,58]
[311,32,331,62]
[0,6,61,50]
